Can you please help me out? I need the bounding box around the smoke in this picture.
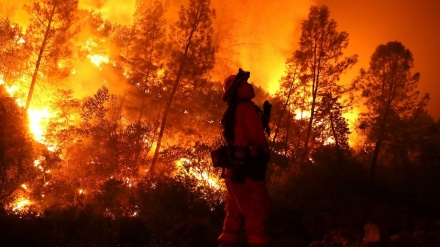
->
[77,0,315,94]
[0,0,30,26]
[2,0,315,97]
[210,0,313,93]
[79,0,136,24]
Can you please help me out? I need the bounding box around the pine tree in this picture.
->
[126,0,167,121]
[354,41,426,182]
[24,0,78,110]
[150,0,216,173]
[0,18,27,83]
[293,6,357,162]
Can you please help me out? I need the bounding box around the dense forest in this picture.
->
[1,0,439,246]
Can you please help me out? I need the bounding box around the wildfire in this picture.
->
[294,109,310,120]
[0,75,22,106]
[27,108,52,143]
[83,39,110,68]
[176,158,220,190]
[324,137,335,145]
[89,54,109,68]
[12,197,32,212]
[1,74,56,145]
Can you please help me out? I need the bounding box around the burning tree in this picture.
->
[126,0,168,121]
[314,92,351,162]
[272,5,356,174]
[150,0,216,173]
[0,0,230,214]
[24,0,79,111]
[0,86,36,203]
[290,5,357,162]
[272,51,308,163]
[114,0,169,167]
[0,18,27,83]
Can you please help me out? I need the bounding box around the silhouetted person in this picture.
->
[217,68,271,247]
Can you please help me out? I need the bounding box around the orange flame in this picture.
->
[11,197,32,213]
[176,158,220,190]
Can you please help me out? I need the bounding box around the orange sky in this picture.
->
[317,0,440,120]
[2,0,439,119]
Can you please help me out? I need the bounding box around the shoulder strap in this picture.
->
[221,99,271,143]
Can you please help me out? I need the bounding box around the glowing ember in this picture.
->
[21,184,28,190]
[16,37,25,44]
[33,159,40,167]
[157,68,165,78]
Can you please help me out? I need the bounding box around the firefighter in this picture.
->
[217,68,271,247]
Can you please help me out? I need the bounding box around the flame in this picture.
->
[176,158,220,190]
[294,109,310,120]
[157,68,165,78]
[89,54,109,68]
[27,108,52,143]
[16,36,25,45]
[1,74,56,145]
[12,197,32,212]
[83,39,110,68]
[324,137,335,145]
[21,184,28,190]
[1,0,366,214]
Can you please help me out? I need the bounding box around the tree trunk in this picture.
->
[370,138,382,183]
[25,5,56,111]
[149,59,186,174]
[302,41,321,163]
[329,109,343,164]
[302,85,318,163]
[149,25,198,174]
[272,76,296,143]
[370,112,389,183]
[283,111,291,157]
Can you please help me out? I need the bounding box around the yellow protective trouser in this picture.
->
[218,176,271,245]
